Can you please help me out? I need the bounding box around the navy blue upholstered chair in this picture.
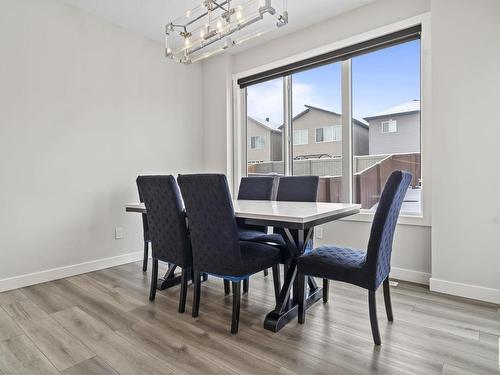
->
[177,174,281,334]
[136,175,192,313]
[275,176,319,263]
[296,171,412,345]
[236,176,284,293]
[136,181,151,272]
[276,176,319,202]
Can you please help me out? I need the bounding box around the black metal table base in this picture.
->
[264,283,322,332]
[264,227,323,332]
[157,264,207,290]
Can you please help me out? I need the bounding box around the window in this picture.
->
[250,135,265,149]
[352,40,421,214]
[293,129,308,145]
[246,78,284,174]
[241,27,421,215]
[316,125,342,142]
[292,62,342,179]
[381,120,397,133]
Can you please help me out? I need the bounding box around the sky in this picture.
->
[247,40,420,126]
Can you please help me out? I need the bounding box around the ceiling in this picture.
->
[63,0,376,54]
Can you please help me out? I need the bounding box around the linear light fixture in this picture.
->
[165,0,288,64]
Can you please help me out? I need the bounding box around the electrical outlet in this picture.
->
[115,227,124,240]
[315,227,323,239]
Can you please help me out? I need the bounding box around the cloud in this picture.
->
[247,80,339,125]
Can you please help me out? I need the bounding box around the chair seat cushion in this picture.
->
[238,229,286,247]
[297,246,371,289]
[230,241,281,276]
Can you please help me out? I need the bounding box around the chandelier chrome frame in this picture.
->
[165,0,288,64]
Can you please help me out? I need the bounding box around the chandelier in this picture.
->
[165,0,288,64]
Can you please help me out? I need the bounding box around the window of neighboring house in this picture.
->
[293,129,308,145]
[250,135,265,150]
[316,125,342,142]
[381,119,397,133]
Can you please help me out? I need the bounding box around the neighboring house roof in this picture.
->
[248,116,282,132]
[364,100,420,121]
[290,105,369,128]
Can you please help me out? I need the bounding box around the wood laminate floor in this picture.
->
[0,261,498,374]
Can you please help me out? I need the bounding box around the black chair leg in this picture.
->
[297,274,306,324]
[202,273,208,281]
[271,264,281,302]
[263,269,269,277]
[178,268,190,313]
[149,258,158,301]
[243,278,249,294]
[192,271,201,317]
[368,290,381,345]
[142,241,148,272]
[231,281,241,334]
[323,279,329,303]
[383,278,393,322]
[224,279,231,295]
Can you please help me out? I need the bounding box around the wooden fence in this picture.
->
[354,153,421,209]
[248,152,421,208]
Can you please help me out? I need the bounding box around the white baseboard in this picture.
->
[0,251,145,293]
[390,267,430,285]
[430,277,500,305]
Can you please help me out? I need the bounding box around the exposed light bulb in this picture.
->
[184,37,190,46]
[166,47,172,54]
[236,9,242,20]
[216,20,223,31]
[200,29,205,38]
[186,9,192,17]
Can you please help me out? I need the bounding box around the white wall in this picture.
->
[202,53,233,174]
[430,0,500,303]
[202,0,432,285]
[0,0,204,290]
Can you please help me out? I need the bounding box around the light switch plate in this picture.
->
[115,227,124,240]
[315,227,323,239]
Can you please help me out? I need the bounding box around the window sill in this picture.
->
[340,210,431,227]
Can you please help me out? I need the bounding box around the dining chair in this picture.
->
[275,176,319,276]
[276,175,320,202]
[177,174,281,334]
[136,181,151,272]
[296,170,412,345]
[236,176,284,294]
[136,175,192,313]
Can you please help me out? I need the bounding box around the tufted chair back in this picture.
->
[276,176,319,202]
[365,171,412,289]
[237,176,275,200]
[136,180,150,242]
[237,176,276,233]
[136,175,191,267]
[177,174,242,275]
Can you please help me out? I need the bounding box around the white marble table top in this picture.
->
[231,200,360,224]
[126,200,360,226]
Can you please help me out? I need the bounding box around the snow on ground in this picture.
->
[369,187,421,215]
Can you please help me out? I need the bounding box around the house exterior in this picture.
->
[247,117,282,163]
[247,105,369,163]
[291,105,369,158]
[365,100,420,155]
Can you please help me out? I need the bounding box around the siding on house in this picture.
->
[368,112,420,154]
[292,106,369,157]
[247,117,282,162]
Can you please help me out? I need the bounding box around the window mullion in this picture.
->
[341,59,353,203]
[283,75,293,176]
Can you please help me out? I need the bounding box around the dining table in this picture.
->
[126,199,360,332]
